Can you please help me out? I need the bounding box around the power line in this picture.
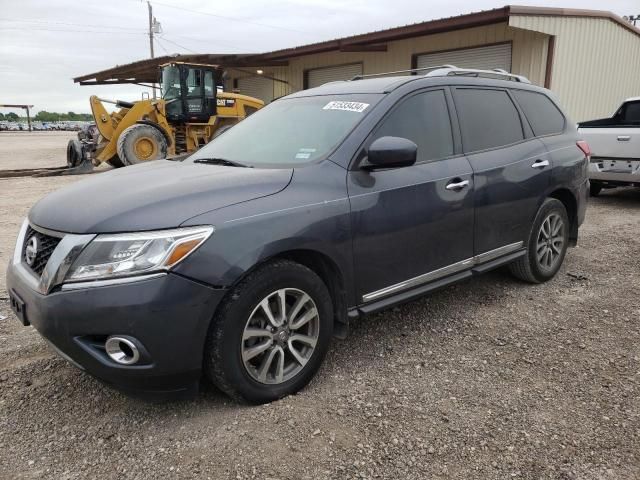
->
[147,0,313,35]
[161,31,252,51]
[0,18,145,32]
[0,26,146,35]
[156,35,198,54]
[154,36,171,55]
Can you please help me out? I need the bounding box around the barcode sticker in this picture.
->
[323,101,369,113]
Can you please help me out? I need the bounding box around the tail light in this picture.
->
[576,140,591,160]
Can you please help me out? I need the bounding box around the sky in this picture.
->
[1,0,638,115]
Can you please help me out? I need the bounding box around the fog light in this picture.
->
[105,336,140,365]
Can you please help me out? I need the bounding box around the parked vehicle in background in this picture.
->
[578,97,640,196]
[6,66,589,404]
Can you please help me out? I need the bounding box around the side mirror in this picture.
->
[365,136,417,169]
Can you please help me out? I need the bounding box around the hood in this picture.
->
[29,160,293,233]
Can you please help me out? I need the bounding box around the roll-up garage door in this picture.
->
[415,43,512,72]
[306,63,363,89]
[236,76,273,103]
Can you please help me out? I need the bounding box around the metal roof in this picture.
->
[74,5,640,86]
[73,54,287,86]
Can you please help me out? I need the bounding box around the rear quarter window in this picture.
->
[453,88,524,152]
[512,89,565,136]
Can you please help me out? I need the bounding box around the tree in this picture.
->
[0,113,4,121]
[6,112,18,121]
[35,111,58,122]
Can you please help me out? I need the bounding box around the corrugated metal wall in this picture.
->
[415,43,512,71]
[228,22,549,101]
[510,15,640,121]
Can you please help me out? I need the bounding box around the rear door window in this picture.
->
[621,101,640,123]
[512,89,565,136]
[453,88,524,152]
[371,89,454,163]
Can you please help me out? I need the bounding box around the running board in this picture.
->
[355,242,525,316]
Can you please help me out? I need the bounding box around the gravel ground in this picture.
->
[0,135,639,479]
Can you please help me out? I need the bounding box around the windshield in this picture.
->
[161,66,182,101]
[188,94,382,167]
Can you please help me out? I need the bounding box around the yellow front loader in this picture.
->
[67,62,263,168]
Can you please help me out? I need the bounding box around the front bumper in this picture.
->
[6,262,226,398]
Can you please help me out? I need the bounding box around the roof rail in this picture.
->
[425,66,531,83]
[350,65,457,81]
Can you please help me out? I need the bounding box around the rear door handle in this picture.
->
[617,135,631,141]
[445,179,470,191]
[531,159,550,169]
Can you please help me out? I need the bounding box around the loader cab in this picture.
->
[161,63,220,123]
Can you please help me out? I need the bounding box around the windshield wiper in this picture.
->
[193,157,251,168]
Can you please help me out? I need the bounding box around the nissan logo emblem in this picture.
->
[24,236,39,266]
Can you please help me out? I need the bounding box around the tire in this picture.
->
[106,155,125,168]
[204,259,333,404]
[66,139,83,167]
[590,182,602,197]
[509,198,569,284]
[116,124,168,166]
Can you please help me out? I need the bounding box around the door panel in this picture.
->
[451,86,550,255]
[348,88,474,302]
[466,139,551,254]
[348,157,474,302]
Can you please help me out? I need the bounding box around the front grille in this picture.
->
[22,226,62,276]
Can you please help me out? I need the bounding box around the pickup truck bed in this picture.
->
[578,98,640,196]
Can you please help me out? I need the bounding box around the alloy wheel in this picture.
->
[536,212,565,271]
[241,288,320,385]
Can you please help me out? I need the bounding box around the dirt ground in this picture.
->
[0,132,77,170]
[0,134,638,479]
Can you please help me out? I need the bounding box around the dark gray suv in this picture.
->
[6,67,589,403]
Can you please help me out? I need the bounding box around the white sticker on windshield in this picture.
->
[323,101,369,113]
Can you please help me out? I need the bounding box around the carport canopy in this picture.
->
[73,53,288,86]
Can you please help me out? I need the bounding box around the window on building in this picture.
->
[512,89,565,136]
[454,88,524,152]
[371,90,454,163]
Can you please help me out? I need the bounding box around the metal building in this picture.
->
[228,5,640,122]
[76,5,640,122]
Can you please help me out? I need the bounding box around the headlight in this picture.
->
[65,226,213,283]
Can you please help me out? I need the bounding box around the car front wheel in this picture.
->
[204,260,333,404]
[509,198,569,283]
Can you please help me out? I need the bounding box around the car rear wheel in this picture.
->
[204,259,333,404]
[509,198,569,283]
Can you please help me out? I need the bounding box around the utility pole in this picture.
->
[147,1,157,98]
[148,1,155,60]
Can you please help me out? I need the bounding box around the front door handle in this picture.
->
[531,159,550,169]
[445,179,470,191]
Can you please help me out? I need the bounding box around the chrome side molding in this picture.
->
[363,257,474,302]
[362,241,523,302]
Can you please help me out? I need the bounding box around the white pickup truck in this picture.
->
[578,97,640,196]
